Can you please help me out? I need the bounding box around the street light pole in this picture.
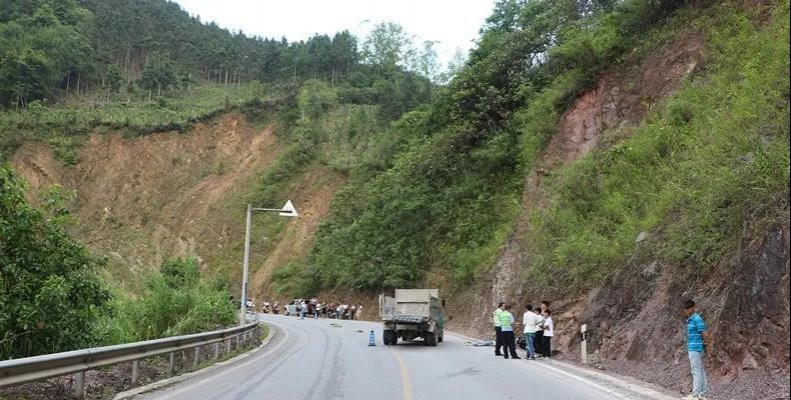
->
[240,204,253,325]
[239,201,298,325]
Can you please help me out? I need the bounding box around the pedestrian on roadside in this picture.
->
[540,309,553,358]
[682,299,710,400]
[535,300,549,356]
[493,302,505,356]
[522,304,541,360]
[300,300,307,320]
[498,304,521,359]
[356,303,363,320]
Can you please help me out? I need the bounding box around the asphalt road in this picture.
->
[139,314,670,400]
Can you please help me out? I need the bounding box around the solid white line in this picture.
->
[148,324,291,400]
[538,362,631,400]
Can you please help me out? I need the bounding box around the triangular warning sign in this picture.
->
[279,200,298,217]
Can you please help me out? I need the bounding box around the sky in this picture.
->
[174,0,497,69]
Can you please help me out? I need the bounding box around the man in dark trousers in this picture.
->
[498,303,521,359]
[493,302,504,356]
[534,300,549,356]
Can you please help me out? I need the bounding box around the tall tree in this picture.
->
[361,22,412,66]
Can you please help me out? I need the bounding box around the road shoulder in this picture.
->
[114,323,277,400]
[446,331,678,400]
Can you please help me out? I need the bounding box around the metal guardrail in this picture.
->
[0,322,259,398]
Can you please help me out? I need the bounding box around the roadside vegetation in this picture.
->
[0,164,237,358]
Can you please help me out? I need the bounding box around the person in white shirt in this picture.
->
[522,304,541,360]
[541,309,554,358]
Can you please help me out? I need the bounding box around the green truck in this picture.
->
[379,289,444,346]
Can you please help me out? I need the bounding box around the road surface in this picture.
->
[138,314,670,400]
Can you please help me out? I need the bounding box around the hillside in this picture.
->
[3,0,789,398]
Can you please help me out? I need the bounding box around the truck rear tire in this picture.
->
[383,330,396,345]
[425,330,438,346]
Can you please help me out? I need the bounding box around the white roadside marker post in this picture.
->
[581,324,588,365]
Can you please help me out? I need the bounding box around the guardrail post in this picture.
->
[73,370,86,399]
[131,360,140,385]
[168,352,175,376]
[193,346,201,368]
[213,342,220,360]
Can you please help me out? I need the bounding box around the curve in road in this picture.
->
[137,314,667,400]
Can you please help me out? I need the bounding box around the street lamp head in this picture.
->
[279,200,298,217]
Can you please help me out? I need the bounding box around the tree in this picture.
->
[437,48,467,85]
[0,164,109,358]
[361,22,412,66]
[330,30,358,84]
[0,2,93,106]
[138,56,178,97]
[297,79,338,121]
[411,41,441,82]
[106,64,123,93]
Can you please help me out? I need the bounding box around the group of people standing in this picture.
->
[492,301,553,360]
[298,299,363,320]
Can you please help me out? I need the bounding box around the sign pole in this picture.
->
[239,204,253,326]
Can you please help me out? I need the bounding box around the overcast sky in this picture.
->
[175,0,497,69]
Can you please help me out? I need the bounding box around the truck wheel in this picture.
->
[383,330,395,345]
[425,331,437,346]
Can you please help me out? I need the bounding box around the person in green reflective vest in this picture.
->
[498,303,521,359]
[493,302,504,356]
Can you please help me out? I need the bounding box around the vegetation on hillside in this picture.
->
[527,3,790,287]
[0,165,236,358]
[98,257,236,344]
[0,0,435,163]
[0,0,436,109]
[262,0,789,296]
[270,0,702,293]
[1,164,108,358]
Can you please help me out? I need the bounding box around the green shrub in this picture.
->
[0,164,109,358]
[98,257,236,344]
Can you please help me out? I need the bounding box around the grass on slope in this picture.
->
[527,2,790,287]
[0,83,276,163]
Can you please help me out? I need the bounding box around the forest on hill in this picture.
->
[0,0,446,113]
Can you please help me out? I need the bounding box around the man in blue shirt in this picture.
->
[682,299,710,400]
